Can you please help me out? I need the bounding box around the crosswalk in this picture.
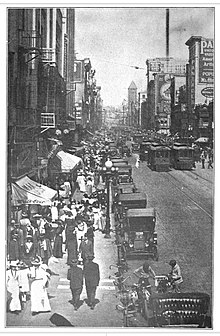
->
[57,277,116,291]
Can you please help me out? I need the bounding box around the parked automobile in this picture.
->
[123,208,158,260]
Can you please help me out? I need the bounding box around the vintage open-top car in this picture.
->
[118,192,147,210]
[123,208,158,260]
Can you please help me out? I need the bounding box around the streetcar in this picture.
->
[139,141,153,162]
[148,142,171,172]
[132,133,144,144]
[170,142,195,170]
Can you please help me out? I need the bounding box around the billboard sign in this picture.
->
[199,39,214,84]
[201,87,214,98]
[147,58,186,75]
[156,74,172,116]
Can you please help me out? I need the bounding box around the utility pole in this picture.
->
[166,8,169,59]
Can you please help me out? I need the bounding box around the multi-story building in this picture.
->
[185,36,214,142]
[137,91,147,129]
[146,79,156,130]
[128,81,137,127]
[146,57,187,134]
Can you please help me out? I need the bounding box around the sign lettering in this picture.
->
[199,39,214,84]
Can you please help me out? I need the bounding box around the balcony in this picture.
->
[41,113,56,128]
[18,29,42,50]
[41,48,56,65]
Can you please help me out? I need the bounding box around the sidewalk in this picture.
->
[6,184,124,328]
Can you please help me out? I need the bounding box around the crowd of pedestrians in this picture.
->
[6,139,111,316]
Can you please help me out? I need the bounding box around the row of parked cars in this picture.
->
[111,156,159,261]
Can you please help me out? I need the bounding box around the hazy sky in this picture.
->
[75,7,214,106]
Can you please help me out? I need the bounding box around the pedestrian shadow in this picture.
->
[84,298,100,307]
[49,313,75,327]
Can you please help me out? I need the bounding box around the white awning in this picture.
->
[56,150,82,172]
[11,182,56,206]
[15,176,57,205]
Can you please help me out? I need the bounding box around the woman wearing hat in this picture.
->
[8,231,20,262]
[18,261,31,307]
[30,256,51,315]
[53,222,64,258]
[23,235,35,267]
[6,260,21,314]
[37,234,53,265]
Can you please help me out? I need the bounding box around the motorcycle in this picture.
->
[131,277,152,320]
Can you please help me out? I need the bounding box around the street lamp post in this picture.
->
[102,158,118,239]
[55,176,60,201]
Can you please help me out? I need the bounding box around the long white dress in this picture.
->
[76,175,86,193]
[6,269,21,312]
[30,266,51,313]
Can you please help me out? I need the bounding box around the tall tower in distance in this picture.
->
[128,81,137,127]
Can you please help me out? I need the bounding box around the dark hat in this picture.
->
[33,214,42,218]
[70,259,78,265]
[88,255,94,260]
[169,259,176,267]
[143,261,151,272]
[31,256,42,266]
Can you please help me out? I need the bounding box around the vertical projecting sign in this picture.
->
[73,60,83,83]
[199,38,214,84]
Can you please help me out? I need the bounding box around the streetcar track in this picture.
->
[164,172,213,219]
[183,169,214,184]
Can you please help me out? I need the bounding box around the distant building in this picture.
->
[138,91,147,128]
[146,57,187,134]
[128,81,137,127]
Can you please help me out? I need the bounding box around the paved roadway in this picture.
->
[6,155,214,329]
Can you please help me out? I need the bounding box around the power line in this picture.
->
[88,57,145,70]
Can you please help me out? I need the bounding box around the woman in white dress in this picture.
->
[76,173,86,193]
[30,256,51,316]
[6,260,21,314]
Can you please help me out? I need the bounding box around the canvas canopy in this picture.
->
[11,182,56,206]
[12,176,57,206]
[56,150,82,172]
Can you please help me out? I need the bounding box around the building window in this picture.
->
[41,113,55,127]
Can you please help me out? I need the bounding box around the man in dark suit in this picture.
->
[83,256,100,310]
[67,259,83,310]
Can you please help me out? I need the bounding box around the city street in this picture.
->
[5,6,215,332]
[6,153,214,328]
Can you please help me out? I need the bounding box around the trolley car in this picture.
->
[170,143,194,170]
[148,143,171,172]
[139,141,152,162]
